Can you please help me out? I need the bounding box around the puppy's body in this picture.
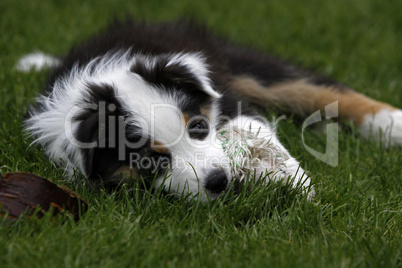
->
[22,19,402,200]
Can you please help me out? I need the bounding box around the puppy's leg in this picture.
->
[231,77,402,147]
[222,45,402,147]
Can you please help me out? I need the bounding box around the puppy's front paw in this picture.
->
[290,171,315,201]
[306,184,316,201]
[270,158,315,200]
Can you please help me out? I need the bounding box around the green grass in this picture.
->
[1,0,401,267]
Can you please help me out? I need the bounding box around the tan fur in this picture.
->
[200,103,211,121]
[231,77,396,125]
[151,140,168,154]
[113,166,137,180]
[182,112,190,126]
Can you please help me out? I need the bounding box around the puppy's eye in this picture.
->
[188,118,209,140]
[190,122,203,130]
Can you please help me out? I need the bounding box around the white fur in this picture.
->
[16,52,61,72]
[360,109,402,147]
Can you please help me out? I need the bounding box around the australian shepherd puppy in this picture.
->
[20,18,402,201]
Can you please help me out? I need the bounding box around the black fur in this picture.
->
[48,18,342,93]
[130,56,213,111]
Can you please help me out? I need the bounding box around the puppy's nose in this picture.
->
[205,169,228,194]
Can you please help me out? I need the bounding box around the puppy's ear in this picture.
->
[73,83,125,178]
[131,53,221,102]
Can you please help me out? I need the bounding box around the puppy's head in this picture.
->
[69,52,231,201]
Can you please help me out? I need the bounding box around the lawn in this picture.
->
[0,0,401,267]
